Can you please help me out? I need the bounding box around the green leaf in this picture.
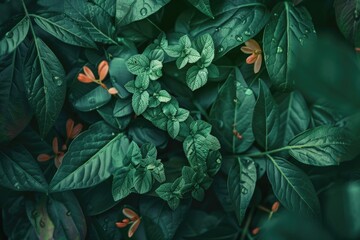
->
[263,1,316,91]
[277,91,310,146]
[49,122,122,192]
[194,33,215,67]
[227,158,256,225]
[267,155,320,217]
[132,90,150,115]
[113,98,133,117]
[0,145,48,192]
[253,80,280,150]
[0,17,29,56]
[109,57,135,99]
[288,125,354,166]
[65,0,118,45]
[24,39,66,136]
[183,134,208,170]
[33,14,96,48]
[210,68,255,153]
[334,0,360,46]
[115,0,171,25]
[187,0,214,18]
[186,66,208,91]
[112,167,135,201]
[126,54,150,75]
[134,168,153,194]
[167,120,180,139]
[180,1,269,58]
[73,85,112,112]
[157,90,171,102]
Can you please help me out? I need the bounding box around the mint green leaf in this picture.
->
[149,59,163,80]
[33,14,96,48]
[187,0,214,18]
[190,120,211,136]
[176,55,189,69]
[132,90,150,115]
[113,98,133,117]
[141,143,158,159]
[148,49,165,62]
[187,48,201,63]
[194,34,215,67]
[210,68,255,153]
[24,39,66,136]
[263,1,316,91]
[167,120,180,139]
[0,17,29,56]
[176,108,190,122]
[253,80,280,150]
[112,167,135,201]
[179,35,192,48]
[115,0,171,26]
[49,122,122,192]
[227,158,256,225]
[267,156,320,217]
[156,90,171,102]
[143,106,168,130]
[155,183,173,200]
[186,65,208,91]
[192,188,205,201]
[165,45,182,57]
[126,141,142,166]
[183,134,208,170]
[0,145,48,192]
[288,125,354,166]
[126,54,150,75]
[205,135,221,151]
[134,168,153,194]
[73,86,111,112]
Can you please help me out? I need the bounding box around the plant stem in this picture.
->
[241,206,255,240]
[241,146,291,158]
[146,18,163,33]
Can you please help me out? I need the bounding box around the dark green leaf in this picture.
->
[109,56,135,99]
[49,121,122,192]
[0,17,29,56]
[73,85,112,112]
[253,80,280,150]
[263,1,316,91]
[134,168,153,194]
[112,167,135,201]
[24,39,66,136]
[186,66,208,91]
[210,68,255,153]
[227,158,257,225]
[267,155,320,217]
[113,98,133,117]
[187,0,214,18]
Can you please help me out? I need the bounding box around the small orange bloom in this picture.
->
[241,39,262,74]
[116,207,141,238]
[271,201,280,212]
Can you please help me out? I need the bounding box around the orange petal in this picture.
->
[70,123,83,139]
[245,39,261,51]
[123,208,139,220]
[66,119,74,139]
[83,66,95,80]
[107,87,118,95]
[98,60,109,81]
[240,46,253,54]
[254,54,262,73]
[246,54,257,64]
[115,222,128,228]
[52,137,59,154]
[37,154,52,162]
[77,73,93,83]
[122,218,130,223]
[252,227,260,235]
[128,219,141,238]
[271,201,280,212]
[61,144,67,151]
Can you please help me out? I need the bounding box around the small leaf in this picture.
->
[112,167,135,201]
[126,54,150,75]
[0,17,29,56]
[132,90,150,115]
[194,33,215,67]
[186,66,208,91]
[113,98,133,117]
[134,168,153,194]
[167,120,180,139]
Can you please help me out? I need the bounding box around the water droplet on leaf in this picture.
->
[140,7,148,16]
[244,30,251,36]
[56,80,62,86]
[241,187,248,194]
[215,27,221,32]
[245,89,252,95]
[236,35,243,42]
[5,31,13,38]
[88,97,96,104]
[218,46,224,53]
[271,38,276,43]
[241,19,247,24]
[103,224,107,231]
[273,13,278,17]
[216,120,224,129]
[66,211,71,216]
[276,46,283,53]
[216,159,221,164]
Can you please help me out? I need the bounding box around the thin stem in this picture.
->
[22,1,37,45]
[146,18,163,33]
[193,100,211,122]
[241,207,255,240]
[241,146,291,158]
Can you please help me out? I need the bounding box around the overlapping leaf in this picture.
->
[0,17,29,56]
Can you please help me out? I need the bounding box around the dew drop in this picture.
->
[216,159,221,164]
[241,19,247,25]
[304,29,309,34]
[88,97,96,104]
[271,38,276,43]
[5,31,13,38]
[241,187,248,194]
[355,9,360,20]
[218,46,224,53]
[140,7,147,16]
[236,35,243,42]
[273,13,278,17]
[56,79,62,86]
[233,98,238,103]
[276,46,283,53]
[245,88,253,95]
[111,132,115,136]
[264,54,268,60]
[215,27,221,32]
[66,211,71,216]
[312,29,317,34]
[216,120,224,129]
[244,30,251,36]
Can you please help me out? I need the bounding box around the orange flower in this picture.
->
[240,39,262,74]
[115,207,141,238]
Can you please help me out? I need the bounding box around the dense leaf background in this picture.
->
[1,0,360,239]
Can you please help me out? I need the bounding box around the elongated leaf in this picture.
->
[210,68,255,153]
[73,85,112,112]
[0,145,48,192]
[49,121,123,192]
[253,80,280,150]
[187,0,214,18]
[267,156,320,216]
[227,158,257,225]
[93,0,116,17]
[263,1,316,91]
[288,125,354,166]
[0,17,29,56]
[65,0,118,45]
[334,0,360,46]
[33,14,96,48]
[115,0,171,26]
[178,1,269,58]
[277,91,310,146]
[24,38,66,136]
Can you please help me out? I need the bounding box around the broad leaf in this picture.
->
[0,145,48,192]
[178,1,269,58]
[24,39,66,136]
[49,121,122,192]
[263,1,316,91]
[73,85,112,112]
[0,17,29,56]
[227,158,257,225]
[253,80,280,150]
[267,156,320,217]
[109,57,134,99]
[33,14,96,48]
[186,66,208,91]
[210,68,255,153]
[115,0,171,26]
[187,0,214,18]
[288,125,354,166]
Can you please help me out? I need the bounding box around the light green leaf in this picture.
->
[179,35,192,48]
[126,54,150,75]
[288,125,354,166]
[186,66,208,91]
[167,120,180,139]
[33,14,96,48]
[187,0,214,18]
[210,68,255,153]
[263,1,316,91]
[112,167,135,201]
[267,155,320,217]
[183,134,208,170]
[194,33,215,67]
[253,80,280,150]
[73,86,111,112]
[156,90,171,102]
[132,90,150,115]
[0,17,29,56]
[24,38,66,136]
[134,168,153,194]
[49,122,123,192]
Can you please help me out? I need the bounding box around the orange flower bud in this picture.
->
[271,201,280,212]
